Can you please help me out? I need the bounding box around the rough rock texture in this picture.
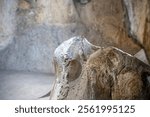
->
[0,0,150,73]
[50,36,100,99]
[142,1,150,63]
[0,0,17,51]
[123,0,147,44]
[123,0,150,62]
[74,0,140,53]
[0,0,86,73]
[85,48,150,100]
[50,38,150,100]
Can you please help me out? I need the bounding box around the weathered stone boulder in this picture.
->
[85,47,150,99]
[50,37,150,100]
[50,36,100,99]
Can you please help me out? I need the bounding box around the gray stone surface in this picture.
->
[0,70,55,100]
[0,24,86,73]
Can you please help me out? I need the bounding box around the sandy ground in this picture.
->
[0,70,55,100]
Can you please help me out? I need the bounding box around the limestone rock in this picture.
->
[50,36,100,99]
[74,0,140,54]
[0,0,86,73]
[123,0,150,62]
[85,47,150,99]
[50,38,150,100]
[123,0,147,44]
[0,0,149,74]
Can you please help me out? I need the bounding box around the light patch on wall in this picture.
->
[18,0,31,10]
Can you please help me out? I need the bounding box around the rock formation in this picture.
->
[1,0,150,74]
[50,37,150,100]
[86,47,150,99]
[123,0,150,62]
[50,36,100,99]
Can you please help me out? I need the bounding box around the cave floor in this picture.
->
[0,70,55,100]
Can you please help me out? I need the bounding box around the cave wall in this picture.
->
[0,0,86,73]
[142,1,150,62]
[0,0,17,51]
[0,0,16,36]
[74,0,141,54]
[0,0,149,73]
[123,0,150,62]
